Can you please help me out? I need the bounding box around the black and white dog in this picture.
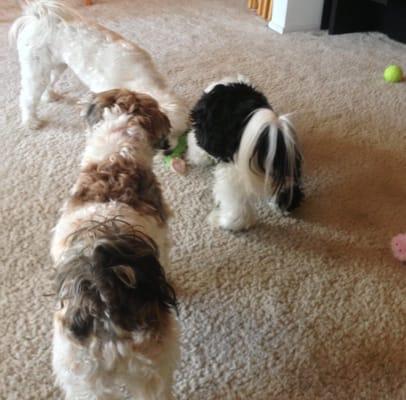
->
[187,76,303,231]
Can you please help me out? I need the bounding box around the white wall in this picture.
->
[269,0,324,33]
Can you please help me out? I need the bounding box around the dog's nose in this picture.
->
[159,138,171,151]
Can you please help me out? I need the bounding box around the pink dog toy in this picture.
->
[391,233,406,262]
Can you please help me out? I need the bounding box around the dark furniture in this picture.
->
[322,0,406,44]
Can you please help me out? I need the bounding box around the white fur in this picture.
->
[204,74,250,93]
[51,201,170,268]
[188,128,256,231]
[186,128,213,167]
[236,108,297,196]
[52,314,179,400]
[80,108,153,168]
[51,111,178,399]
[208,163,256,231]
[188,76,300,231]
[10,0,189,136]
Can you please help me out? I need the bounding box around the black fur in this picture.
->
[56,223,177,341]
[277,144,304,212]
[85,103,101,127]
[255,128,304,212]
[191,81,303,211]
[191,82,271,162]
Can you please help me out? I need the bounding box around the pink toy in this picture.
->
[391,233,406,262]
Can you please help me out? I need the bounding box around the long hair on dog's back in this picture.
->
[188,76,303,231]
[236,107,303,211]
[56,220,177,344]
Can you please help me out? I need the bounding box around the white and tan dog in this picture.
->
[51,89,179,399]
[10,0,188,141]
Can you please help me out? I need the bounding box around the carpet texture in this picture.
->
[1,0,406,399]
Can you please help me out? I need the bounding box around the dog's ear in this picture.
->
[91,239,178,331]
[81,91,113,127]
[81,89,171,146]
[85,102,104,127]
[56,232,177,340]
[130,93,171,149]
[78,92,96,121]
[81,89,131,127]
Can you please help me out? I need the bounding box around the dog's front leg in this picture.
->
[209,163,256,231]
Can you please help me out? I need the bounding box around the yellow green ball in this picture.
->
[384,65,403,83]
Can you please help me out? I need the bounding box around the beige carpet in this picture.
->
[1,0,406,398]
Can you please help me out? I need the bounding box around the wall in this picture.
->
[269,0,324,33]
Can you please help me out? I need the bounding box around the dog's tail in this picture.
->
[236,108,303,212]
[55,224,177,342]
[9,0,80,45]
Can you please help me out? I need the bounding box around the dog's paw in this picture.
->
[220,217,255,231]
[268,200,290,217]
[208,209,255,231]
[207,209,221,227]
[43,90,63,103]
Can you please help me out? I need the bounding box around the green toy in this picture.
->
[384,64,404,83]
[164,134,187,174]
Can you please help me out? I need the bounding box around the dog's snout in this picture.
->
[159,138,171,151]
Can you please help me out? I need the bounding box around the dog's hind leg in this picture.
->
[42,64,67,103]
[19,57,52,129]
[208,163,256,231]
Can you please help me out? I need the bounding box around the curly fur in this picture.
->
[70,156,170,225]
[56,221,177,341]
[84,89,171,151]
